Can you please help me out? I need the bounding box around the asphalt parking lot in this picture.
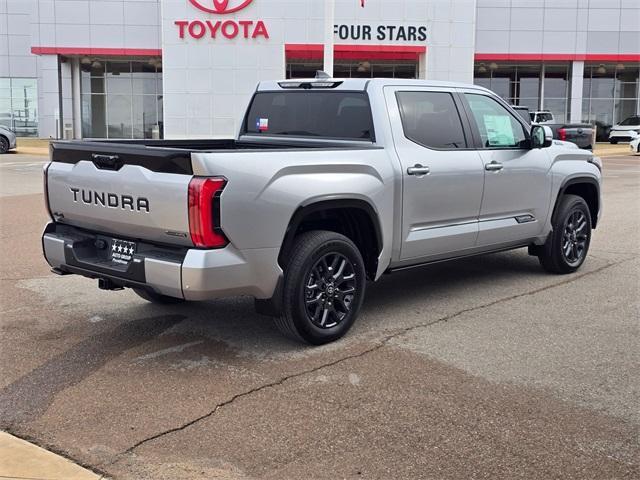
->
[0,152,638,479]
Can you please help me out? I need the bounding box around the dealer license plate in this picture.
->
[110,238,137,265]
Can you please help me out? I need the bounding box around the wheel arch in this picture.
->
[553,177,600,228]
[278,198,383,280]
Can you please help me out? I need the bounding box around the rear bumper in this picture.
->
[42,223,282,301]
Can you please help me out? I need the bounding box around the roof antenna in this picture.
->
[315,70,331,79]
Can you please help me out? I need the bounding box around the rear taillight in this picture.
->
[558,128,567,141]
[43,162,53,220]
[188,177,228,249]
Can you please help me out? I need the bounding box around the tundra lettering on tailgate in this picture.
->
[70,187,150,213]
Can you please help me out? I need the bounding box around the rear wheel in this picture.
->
[275,231,366,345]
[538,194,592,274]
[133,288,185,304]
[0,136,9,154]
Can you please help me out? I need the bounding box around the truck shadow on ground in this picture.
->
[131,249,549,357]
[0,250,558,433]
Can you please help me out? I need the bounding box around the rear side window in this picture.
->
[396,91,467,149]
[244,91,374,140]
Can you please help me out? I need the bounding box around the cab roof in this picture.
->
[257,77,492,93]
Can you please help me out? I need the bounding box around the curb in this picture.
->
[0,431,104,480]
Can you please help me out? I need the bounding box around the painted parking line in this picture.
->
[0,162,47,167]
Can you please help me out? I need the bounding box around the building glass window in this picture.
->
[81,59,163,139]
[473,62,542,109]
[286,60,417,79]
[0,77,38,137]
[473,62,573,122]
[543,64,569,123]
[582,63,640,141]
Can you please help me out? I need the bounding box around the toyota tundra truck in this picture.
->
[42,77,603,344]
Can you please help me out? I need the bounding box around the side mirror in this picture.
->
[531,125,553,148]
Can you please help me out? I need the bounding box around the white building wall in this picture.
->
[475,0,640,57]
[0,0,38,79]
[29,0,161,52]
[162,0,477,138]
[3,0,637,139]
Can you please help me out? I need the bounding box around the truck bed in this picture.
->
[51,137,377,175]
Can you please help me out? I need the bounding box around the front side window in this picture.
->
[465,94,528,149]
[396,91,467,149]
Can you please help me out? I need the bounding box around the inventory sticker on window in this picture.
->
[484,115,515,147]
[256,118,269,132]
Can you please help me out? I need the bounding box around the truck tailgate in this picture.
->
[46,143,194,247]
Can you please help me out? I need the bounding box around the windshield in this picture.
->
[244,91,374,141]
[619,116,640,126]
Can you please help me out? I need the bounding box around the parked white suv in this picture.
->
[609,115,640,144]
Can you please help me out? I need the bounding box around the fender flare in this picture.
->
[552,176,600,227]
[277,198,383,268]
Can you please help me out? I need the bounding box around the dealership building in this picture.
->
[1,0,638,140]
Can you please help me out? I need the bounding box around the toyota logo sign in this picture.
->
[189,0,254,14]
[177,0,268,40]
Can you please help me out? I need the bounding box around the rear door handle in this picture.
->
[485,161,504,172]
[407,164,430,176]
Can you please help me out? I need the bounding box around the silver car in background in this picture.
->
[0,125,17,154]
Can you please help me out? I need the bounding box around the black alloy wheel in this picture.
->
[276,230,366,345]
[304,252,357,329]
[561,209,589,266]
[538,194,592,274]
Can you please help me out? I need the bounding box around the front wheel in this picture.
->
[275,231,366,345]
[538,194,592,274]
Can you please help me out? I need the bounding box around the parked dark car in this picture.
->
[529,111,594,150]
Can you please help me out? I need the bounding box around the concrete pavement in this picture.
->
[0,153,638,479]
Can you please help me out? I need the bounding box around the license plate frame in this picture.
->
[110,238,137,265]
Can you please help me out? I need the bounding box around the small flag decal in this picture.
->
[257,118,269,132]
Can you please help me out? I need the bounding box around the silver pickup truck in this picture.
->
[42,77,603,344]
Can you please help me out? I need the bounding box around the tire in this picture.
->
[538,194,592,274]
[0,136,9,154]
[275,230,366,345]
[133,288,185,304]
[609,139,618,144]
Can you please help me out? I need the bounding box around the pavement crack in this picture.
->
[119,342,384,457]
[115,258,623,462]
